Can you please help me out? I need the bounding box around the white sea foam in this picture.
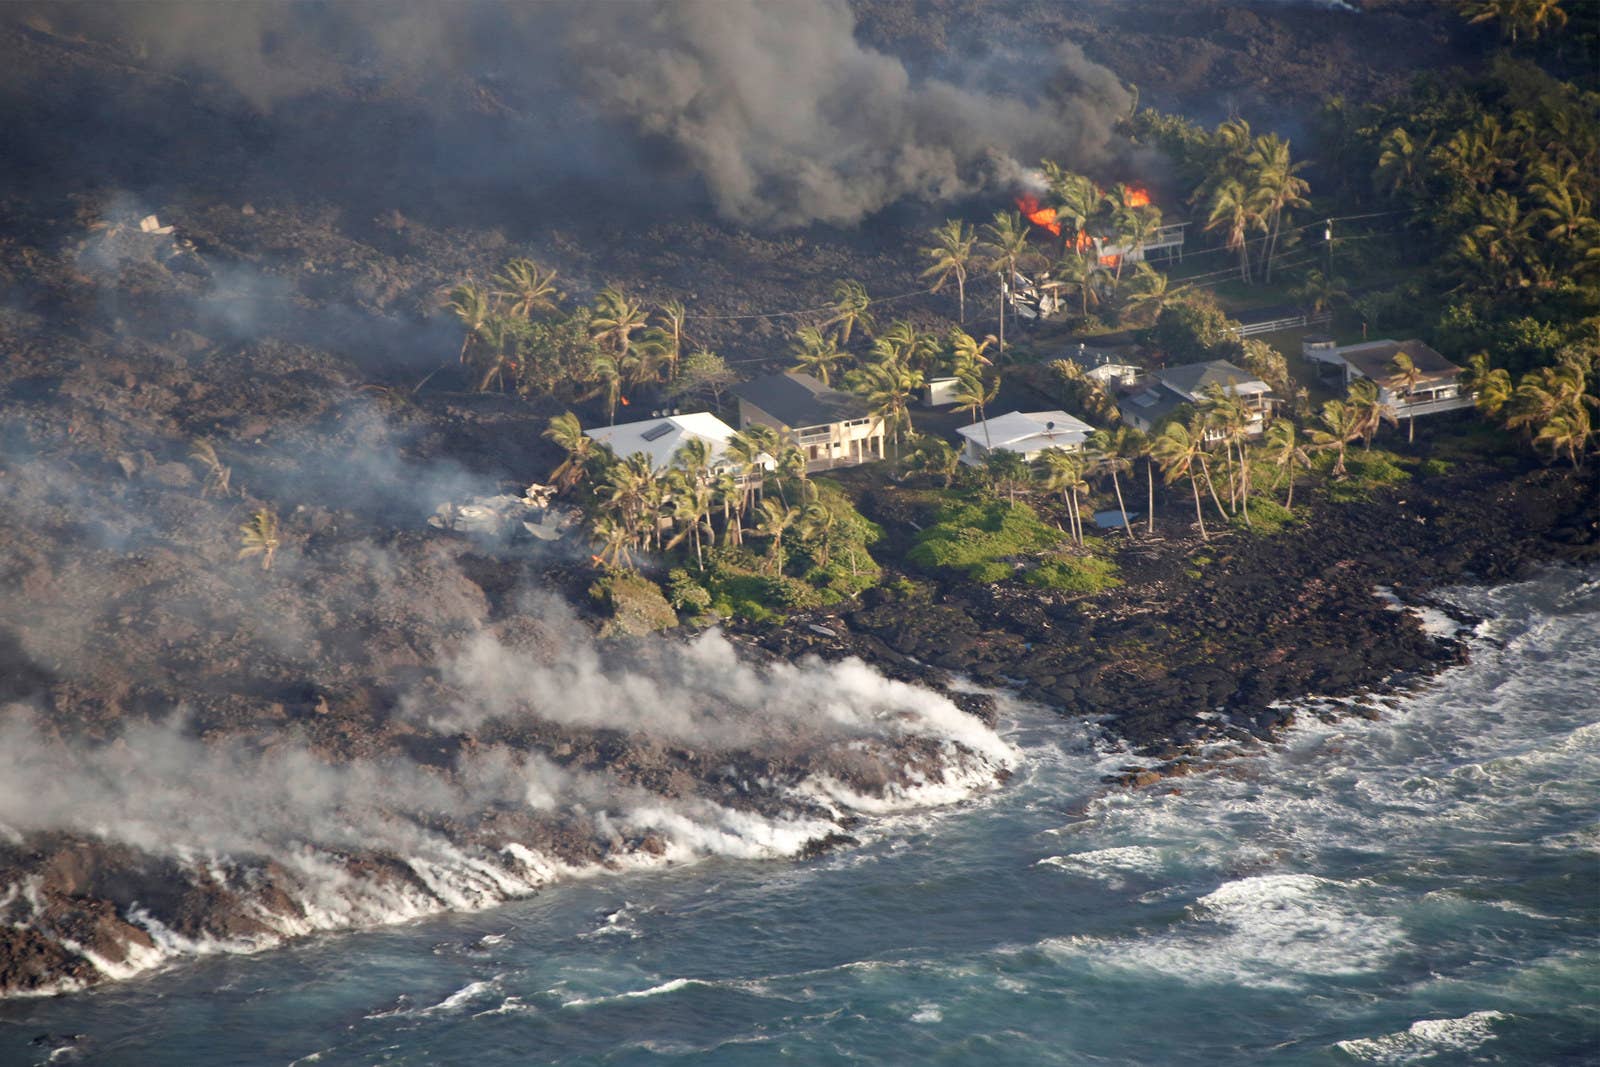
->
[1335,1010,1508,1063]
[1035,845,1168,887]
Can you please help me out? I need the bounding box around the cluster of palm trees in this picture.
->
[446,261,706,421]
[920,165,1183,344]
[1192,120,1311,285]
[1467,345,1596,468]
[782,283,1005,463]
[1459,0,1569,44]
[543,413,840,574]
[1368,85,1596,298]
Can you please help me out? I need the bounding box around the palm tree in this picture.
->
[1456,190,1537,292]
[790,326,846,386]
[1530,162,1598,260]
[1120,263,1188,327]
[1054,253,1100,318]
[591,514,635,570]
[589,287,650,358]
[1291,269,1349,319]
[1151,421,1211,542]
[947,328,996,378]
[713,469,744,545]
[1506,361,1588,436]
[980,211,1042,351]
[493,259,562,319]
[445,282,493,364]
[543,411,597,491]
[824,280,876,347]
[922,219,979,323]
[666,473,715,571]
[1533,405,1591,469]
[653,299,689,379]
[588,351,623,425]
[1246,133,1310,282]
[754,498,801,575]
[797,501,836,568]
[1462,0,1567,42]
[1390,352,1425,443]
[1034,447,1089,546]
[1089,427,1138,540]
[856,355,923,460]
[1310,399,1363,478]
[984,449,1030,508]
[189,439,232,499]
[1464,352,1514,418]
[1373,127,1430,202]
[238,508,281,571]
[1260,418,1311,508]
[724,429,770,524]
[1346,378,1395,450]
[953,368,1000,449]
[1205,177,1264,284]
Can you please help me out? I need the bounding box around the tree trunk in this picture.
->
[1111,471,1135,541]
[957,271,966,324]
[1285,467,1296,509]
[1190,473,1209,542]
[1146,458,1155,535]
[1198,454,1230,522]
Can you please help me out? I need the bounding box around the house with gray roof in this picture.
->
[731,371,885,471]
[1301,337,1471,417]
[1057,342,1142,387]
[1119,359,1275,437]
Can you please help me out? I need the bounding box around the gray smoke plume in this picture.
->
[14,0,1135,227]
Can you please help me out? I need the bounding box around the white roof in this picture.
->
[956,410,1094,453]
[585,412,769,473]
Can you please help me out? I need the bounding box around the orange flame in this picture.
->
[1126,187,1151,208]
[1099,253,1121,269]
[591,554,604,566]
[1074,230,1093,253]
[1016,194,1061,237]
[620,396,630,407]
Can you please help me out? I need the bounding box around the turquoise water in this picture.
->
[3,568,1597,1065]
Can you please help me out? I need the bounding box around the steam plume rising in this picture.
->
[14,0,1135,228]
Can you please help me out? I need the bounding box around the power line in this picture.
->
[683,285,934,323]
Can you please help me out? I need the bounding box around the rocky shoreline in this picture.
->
[741,453,1599,783]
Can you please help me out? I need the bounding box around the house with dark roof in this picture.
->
[731,372,885,471]
[1301,337,1472,417]
[1118,359,1275,437]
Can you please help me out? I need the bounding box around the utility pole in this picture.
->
[1324,219,1334,278]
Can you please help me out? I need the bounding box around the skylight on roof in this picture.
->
[640,422,675,442]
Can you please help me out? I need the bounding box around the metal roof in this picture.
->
[732,372,871,430]
[1333,339,1462,386]
[956,410,1094,452]
[1155,360,1270,401]
[585,412,770,473]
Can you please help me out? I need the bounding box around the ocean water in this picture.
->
[3,567,1597,1065]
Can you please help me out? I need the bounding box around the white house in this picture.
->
[957,410,1095,466]
[732,372,885,471]
[585,411,772,482]
[1119,359,1275,437]
[1057,342,1142,387]
[1302,337,1472,417]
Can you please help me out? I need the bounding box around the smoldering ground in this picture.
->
[6,0,1136,229]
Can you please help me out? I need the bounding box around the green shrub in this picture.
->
[764,574,821,610]
[665,568,712,614]
[905,499,1065,577]
[1344,449,1411,487]
[590,572,678,637]
[1418,458,1453,478]
[1023,554,1121,594]
[1232,495,1297,535]
[968,560,1017,583]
